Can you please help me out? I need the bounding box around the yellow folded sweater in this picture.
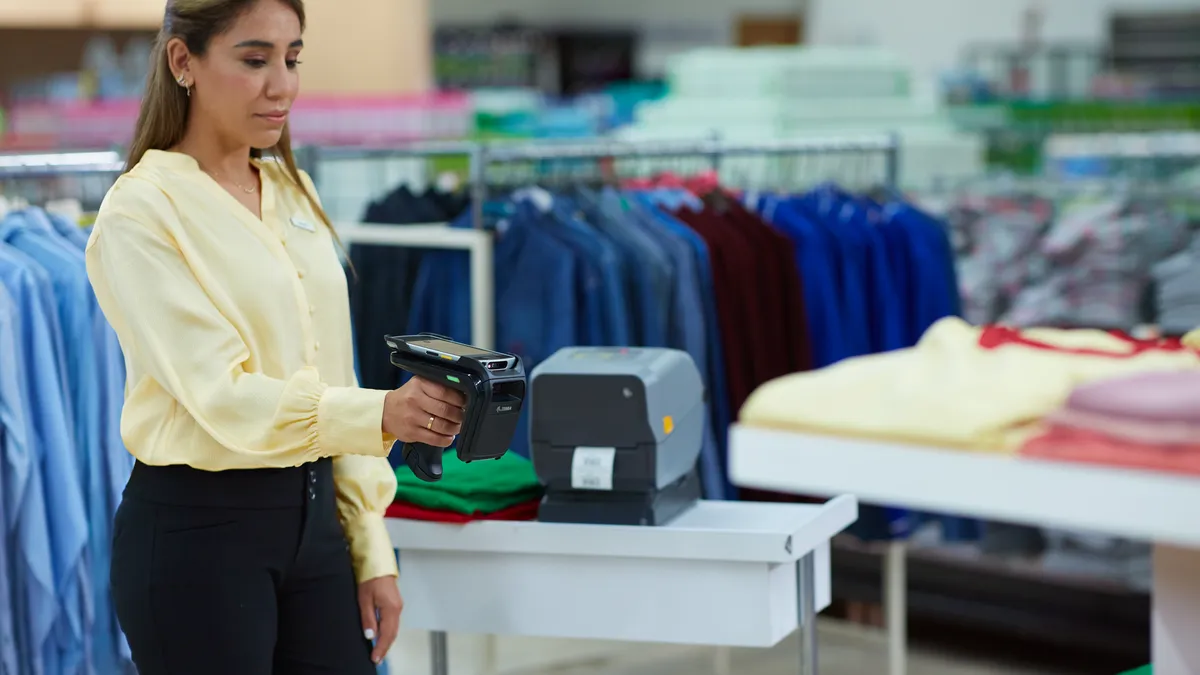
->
[1184,327,1200,350]
[739,318,1200,453]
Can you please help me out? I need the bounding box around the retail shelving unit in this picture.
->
[728,423,1200,675]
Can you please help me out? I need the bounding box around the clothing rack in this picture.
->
[335,133,900,354]
[475,134,901,226]
[929,173,1200,200]
[0,150,125,210]
[0,150,124,174]
[478,134,899,163]
[298,141,486,232]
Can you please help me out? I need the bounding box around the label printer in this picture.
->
[529,346,705,526]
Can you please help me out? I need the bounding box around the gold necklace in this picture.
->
[206,166,258,194]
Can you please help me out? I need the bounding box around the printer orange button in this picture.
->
[663,416,674,435]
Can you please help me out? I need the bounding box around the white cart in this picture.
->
[387,497,858,675]
[729,423,1200,675]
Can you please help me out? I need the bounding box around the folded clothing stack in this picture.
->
[389,450,544,523]
[1021,370,1200,477]
[739,317,1200,454]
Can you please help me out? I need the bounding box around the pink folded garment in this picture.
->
[1046,407,1200,445]
[1021,424,1200,478]
[1063,370,1200,424]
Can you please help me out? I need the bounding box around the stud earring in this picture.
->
[176,74,191,97]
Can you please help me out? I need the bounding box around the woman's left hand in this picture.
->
[358,576,404,665]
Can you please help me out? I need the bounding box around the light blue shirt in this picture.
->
[68,211,135,666]
[44,212,91,251]
[0,245,68,675]
[98,318,130,510]
[92,295,132,666]
[68,215,133,540]
[70,212,135,667]
[2,209,107,675]
[0,282,22,675]
[623,197,729,499]
[99,315,132,666]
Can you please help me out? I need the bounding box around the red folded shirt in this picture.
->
[978,325,1187,358]
[1021,424,1200,477]
[385,499,540,523]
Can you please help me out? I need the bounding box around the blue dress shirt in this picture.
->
[0,282,22,675]
[625,196,731,500]
[0,244,76,675]
[404,205,579,460]
[3,208,126,675]
[44,212,91,251]
[584,188,672,347]
[633,193,734,500]
[546,198,632,346]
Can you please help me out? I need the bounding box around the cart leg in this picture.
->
[429,631,449,675]
[884,542,907,675]
[798,552,818,675]
[1153,544,1200,675]
[712,646,732,675]
[482,635,498,675]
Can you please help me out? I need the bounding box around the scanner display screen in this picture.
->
[410,338,505,359]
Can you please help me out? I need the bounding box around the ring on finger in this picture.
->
[427,415,435,430]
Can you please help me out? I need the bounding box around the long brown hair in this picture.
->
[125,0,334,239]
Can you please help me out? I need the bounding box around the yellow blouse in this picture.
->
[86,149,398,582]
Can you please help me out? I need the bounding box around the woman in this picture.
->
[85,0,467,673]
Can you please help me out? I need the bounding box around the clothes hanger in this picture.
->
[45,198,84,222]
[435,171,461,194]
[698,156,735,215]
[508,164,554,215]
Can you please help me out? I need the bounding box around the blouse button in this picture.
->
[297,268,306,278]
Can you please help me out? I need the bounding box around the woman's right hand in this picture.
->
[382,377,466,446]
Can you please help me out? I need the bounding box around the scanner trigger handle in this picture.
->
[400,441,444,482]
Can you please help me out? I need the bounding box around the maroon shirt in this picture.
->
[672,207,755,412]
[729,202,813,374]
[673,200,813,416]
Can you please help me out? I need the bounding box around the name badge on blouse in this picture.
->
[290,216,315,232]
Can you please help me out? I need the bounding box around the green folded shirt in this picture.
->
[395,450,543,515]
[1117,666,1151,675]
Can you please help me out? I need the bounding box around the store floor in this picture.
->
[386,618,1062,675]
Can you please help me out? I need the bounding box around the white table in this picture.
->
[729,423,1200,675]
[387,497,858,675]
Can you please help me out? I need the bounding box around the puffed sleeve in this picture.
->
[333,454,399,581]
[86,208,392,465]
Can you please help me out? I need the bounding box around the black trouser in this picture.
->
[111,458,376,675]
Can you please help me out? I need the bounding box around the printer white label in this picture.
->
[571,446,616,491]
